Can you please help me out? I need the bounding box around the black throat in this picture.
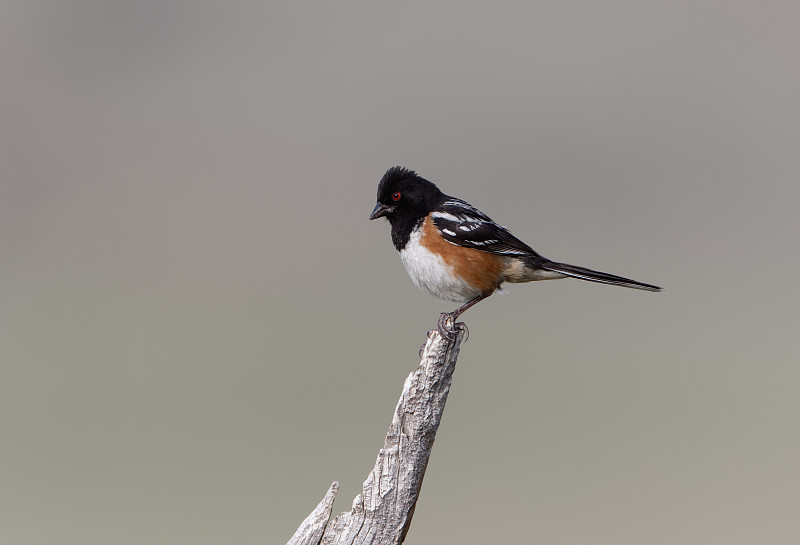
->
[389,211,426,251]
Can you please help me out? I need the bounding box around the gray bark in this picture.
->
[286,324,466,545]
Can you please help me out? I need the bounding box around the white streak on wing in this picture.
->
[440,200,488,218]
[442,199,480,211]
[431,211,462,223]
[458,223,482,231]
[442,228,456,236]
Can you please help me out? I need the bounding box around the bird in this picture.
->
[369,166,662,337]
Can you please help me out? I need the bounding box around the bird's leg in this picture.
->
[437,292,491,339]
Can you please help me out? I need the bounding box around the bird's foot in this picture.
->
[437,312,468,342]
[437,312,456,339]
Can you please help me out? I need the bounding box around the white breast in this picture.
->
[399,227,484,303]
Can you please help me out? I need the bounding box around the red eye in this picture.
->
[392,192,401,201]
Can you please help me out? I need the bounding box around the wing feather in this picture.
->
[431,199,542,258]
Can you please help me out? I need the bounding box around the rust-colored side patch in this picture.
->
[419,217,504,294]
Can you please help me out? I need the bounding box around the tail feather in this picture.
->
[541,261,662,292]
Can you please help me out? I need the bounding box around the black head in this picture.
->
[369,167,446,251]
[369,166,444,221]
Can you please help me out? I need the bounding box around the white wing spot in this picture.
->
[431,211,463,223]
[459,223,482,231]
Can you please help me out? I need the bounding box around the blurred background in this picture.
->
[2,1,799,544]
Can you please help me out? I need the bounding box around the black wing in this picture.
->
[431,198,543,258]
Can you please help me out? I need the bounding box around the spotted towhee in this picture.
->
[370,166,662,336]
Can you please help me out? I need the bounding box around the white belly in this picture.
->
[399,229,484,303]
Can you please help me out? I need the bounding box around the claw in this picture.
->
[437,312,459,340]
[456,321,469,342]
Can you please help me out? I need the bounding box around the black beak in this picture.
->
[369,202,394,220]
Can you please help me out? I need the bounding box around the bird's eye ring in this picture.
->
[392,192,401,201]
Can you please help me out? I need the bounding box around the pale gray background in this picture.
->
[2,2,799,544]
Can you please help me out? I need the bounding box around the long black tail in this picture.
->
[541,261,662,292]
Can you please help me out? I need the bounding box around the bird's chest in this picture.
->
[399,227,483,303]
